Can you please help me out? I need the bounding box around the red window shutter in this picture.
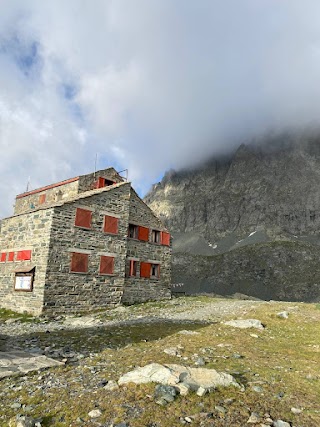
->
[93,177,106,189]
[39,194,46,204]
[138,226,149,241]
[140,262,151,278]
[75,208,92,228]
[17,250,32,261]
[104,215,118,234]
[0,253,6,262]
[70,252,88,273]
[8,252,15,262]
[161,232,171,246]
[100,256,114,274]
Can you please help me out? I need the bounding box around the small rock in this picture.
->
[290,407,303,414]
[10,402,22,409]
[178,330,200,335]
[194,357,206,366]
[175,382,190,396]
[184,417,192,423]
[247,412,260,423]
[9,416,36,427]
[88,409,102,418]
[252,385,263,393]
[250,334,259,338]
[277,311,289,319]
[164,347,180,356]
[196,386,207,396]
[224,319,264,329]
[272,420,291,427]
[104,380,119,391]
[154,384,177,403]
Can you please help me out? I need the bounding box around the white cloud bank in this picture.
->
[1,1,320,216]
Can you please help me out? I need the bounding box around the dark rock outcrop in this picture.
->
[145,132,320,301]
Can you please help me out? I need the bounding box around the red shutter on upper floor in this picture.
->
[0,253,6,262]
[104,215,118,234]
[8,252,15,262]
[70,252,88,273]
[94,177,106,189]
[39,194,46,204]
[140,262,151,278]
[75,208,92,228]
[161,232,170,246]
[138,226,149,241]
[99,256,114,274]
[16,250,32,261]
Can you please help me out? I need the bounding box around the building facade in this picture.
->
[0,168,171,315]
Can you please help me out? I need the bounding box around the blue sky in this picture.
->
[1,1,320,217]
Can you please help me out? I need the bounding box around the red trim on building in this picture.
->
[16,177,79,199]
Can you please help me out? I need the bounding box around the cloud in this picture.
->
[1,1,320,216]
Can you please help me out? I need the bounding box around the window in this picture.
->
[128,260,138,277]
[140,262,160,279]
[161,231,171,246]
[39,194,46,204]
[75,208,92,228]
[151,263,160,279]
[104,215,118,234]
[16,250,32,261]
[99,256,114,275]
[94,177,115,189]
[0,253,6,262]
[128,224,138,239]
[128,224,149,241]
[70,252,88,273]
[7,252,15,262]
[151,229,161,243]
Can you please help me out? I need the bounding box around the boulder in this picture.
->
[223,319,264,329]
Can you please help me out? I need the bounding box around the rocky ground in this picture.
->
[0,297,319,427]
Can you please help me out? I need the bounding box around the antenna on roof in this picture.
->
[26,176,31,192]
[94,153,98,178]
[117,169,128,181]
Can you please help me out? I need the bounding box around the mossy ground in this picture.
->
[0,308,36,323]
[0,298,319,426]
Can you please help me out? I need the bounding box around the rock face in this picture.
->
[145,134,320,240]
[145,133,320,301]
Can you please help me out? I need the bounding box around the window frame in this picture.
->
[150,263,160,279]
[128,223,139,239]
[151,229,161,244]
[128,259,138,277]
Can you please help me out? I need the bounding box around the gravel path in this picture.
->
[0,298,264,339]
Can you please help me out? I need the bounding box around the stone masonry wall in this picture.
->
[122,191,171,304]
[43,184,131,314]
[78,168,124,193]
[14,180,79,215]
[0,209,54,315]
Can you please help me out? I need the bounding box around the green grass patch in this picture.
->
[0,308,36,322]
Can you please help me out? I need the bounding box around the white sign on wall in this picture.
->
[14,275,33,291]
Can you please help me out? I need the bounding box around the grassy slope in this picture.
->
[0,299,319,426]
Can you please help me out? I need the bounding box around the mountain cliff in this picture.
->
[145,132,320,301]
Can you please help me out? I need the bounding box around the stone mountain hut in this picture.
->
[0,168,171,315]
